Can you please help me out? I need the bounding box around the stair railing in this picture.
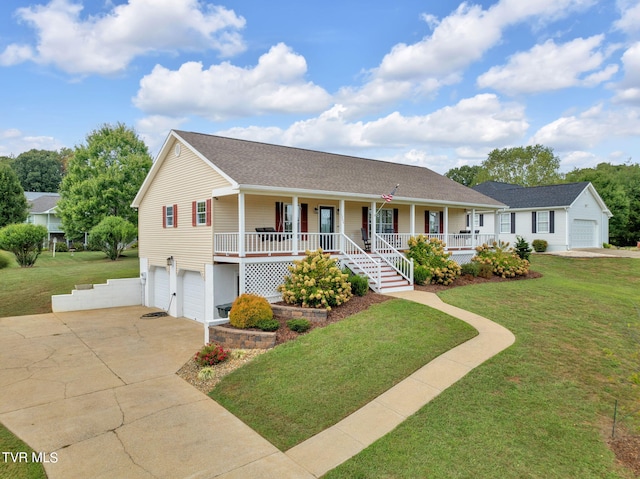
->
[340,234,382,291]
[373,234,414,285]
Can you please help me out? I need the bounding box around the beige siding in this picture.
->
[138,138,231,273]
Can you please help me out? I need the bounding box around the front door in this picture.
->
[319,206,335,250]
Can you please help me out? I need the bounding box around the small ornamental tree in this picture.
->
[88,216,137,260]
[0,223,48,267]
[406,235,461,285]
[278,249,352,310]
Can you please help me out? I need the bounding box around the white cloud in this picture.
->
[0,0,246,74]
[613,42,640,104]
[217,94,529,153]
[615,0,640,37]
[133,43,332,120]
[477,36,618,94]
[0,129,64,156]
[135,115,188,156]
[530,104,640,150]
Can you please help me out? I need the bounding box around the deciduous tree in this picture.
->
[0,164,28,228]
[478,145,563,186]
[445,165,485,187]
[12,149,65,192]
[57,123,152,241]
[89,216,137,260]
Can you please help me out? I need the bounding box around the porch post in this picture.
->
[371,201,377,252]
[444,207,449,250]
[238,192,245,257]
[339,199,345,253]
[471,208,476,249]
[292,195,299,255]
[410,204,415,237]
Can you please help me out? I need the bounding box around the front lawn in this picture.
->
[0,250,140,317]
[327,255,639,478]
[210,299,477,451]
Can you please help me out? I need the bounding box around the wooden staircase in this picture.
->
[342,253,413,293]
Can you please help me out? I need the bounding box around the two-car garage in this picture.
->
[148,266,206,323]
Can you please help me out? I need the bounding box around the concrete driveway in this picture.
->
[0,307,311,479]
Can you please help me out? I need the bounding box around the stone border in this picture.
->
[271,304,327,322]
[209,325,276,349]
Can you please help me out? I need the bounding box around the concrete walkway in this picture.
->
[0,292,515,478]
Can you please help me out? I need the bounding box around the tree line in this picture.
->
[0,123,151,265]
[445,145,640,247]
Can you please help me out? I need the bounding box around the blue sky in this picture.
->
[1,0,639,174]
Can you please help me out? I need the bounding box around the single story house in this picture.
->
[472,181,612,251]
[132,130,505,323]
[25,192,66,245]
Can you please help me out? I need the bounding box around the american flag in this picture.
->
[381,184,399,203]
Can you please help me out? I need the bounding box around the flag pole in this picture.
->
[376,184,399,215]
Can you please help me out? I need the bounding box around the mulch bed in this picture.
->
[609,434,640,476]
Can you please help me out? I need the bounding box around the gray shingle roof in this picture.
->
[28,194,60,213]
[473,181,591,209]
[174,131,504,208]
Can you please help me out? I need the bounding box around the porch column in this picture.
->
[371,201,377,252]
[292,195,299,255]
[444,206,449,248]
[238,192,245,258]
[339,199,345,252]
[471,208,476,249]
[409,204,415,237]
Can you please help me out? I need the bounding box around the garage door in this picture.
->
[572,219,596,248]
[182,271,205,322]
[151,266,170,310]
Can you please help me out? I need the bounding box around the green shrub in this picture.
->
[89,216,137,260]
[532,239,548,252]
[478,262,494,279]
[460,262,480,277]
[256,318,280,332]
[194,343,229,367]
[287,318,311,333]
[348,273,370,296]
[197,366,216,380]
[0,223,48,267]
[0,250,12,269]
[413,264,432,285]
[603,242,612,249]
[229,294,273,329]
[52,241,68,253]
[406,235,461,285]
[514,236,532,260]
[473,241,530,278]
[277,249,352,310]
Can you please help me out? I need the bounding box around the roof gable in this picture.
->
[28,194,60,213]
[170,130,504,208]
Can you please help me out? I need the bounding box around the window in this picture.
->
[196,201,206,225]
[164,205,175,228]
[428,211,440,234]
[370,209,394,233]
[536,211,549,233]
[500,213,511,234]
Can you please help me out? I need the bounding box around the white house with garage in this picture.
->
[472,181,612,251]
[131,130,505,323]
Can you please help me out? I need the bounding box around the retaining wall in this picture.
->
[51,278,142,312]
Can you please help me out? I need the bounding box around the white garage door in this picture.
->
[151,266,170,310]
[182,271,205,322]
[572,220,596,248]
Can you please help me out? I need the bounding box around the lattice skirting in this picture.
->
[244,261,294,301]
[450,251,475,265]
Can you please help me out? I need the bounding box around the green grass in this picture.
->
[0,424,46,479]
[210,299,478,450]
[327,255,640,478]
[0,250,140,317]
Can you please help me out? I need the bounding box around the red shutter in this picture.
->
[425,210,430,233]
[206,199,212,226]
[192,201,197,226]
[300,203,308,240]
[439,212,444,234]
[393,208,399,233]
[173,204,178,228]
[162,206,166,228]
[362,206,369,235]
[275,202,283,232]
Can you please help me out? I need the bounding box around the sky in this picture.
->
[1,0,639,175]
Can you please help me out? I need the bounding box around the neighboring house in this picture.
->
[472,181,612,251]
[132,130,505,323]
[25,192,65,245]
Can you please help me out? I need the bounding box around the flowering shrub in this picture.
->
[472,241,530,278]
[277,249,352,310]
[406,235,461,285]
[194,342,229,367]
[229,294,273,329]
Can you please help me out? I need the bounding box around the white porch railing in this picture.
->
[341,234,383,291]
[373,234,413,284]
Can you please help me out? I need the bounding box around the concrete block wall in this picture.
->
[51,278,142,312]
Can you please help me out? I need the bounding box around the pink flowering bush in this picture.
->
[277,249,352,310]
[472,241,530,278]
[194,342,230,367]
